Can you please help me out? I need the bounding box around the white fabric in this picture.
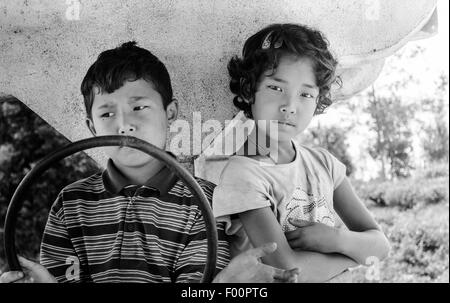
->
[213,140,346,256]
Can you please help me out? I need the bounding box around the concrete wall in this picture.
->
[0,0,438,166]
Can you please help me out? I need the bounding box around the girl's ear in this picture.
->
[166,98,179,124]
[313,96,320,115]
[86,118,97,136]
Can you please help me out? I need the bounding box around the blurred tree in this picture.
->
[329,45,428,181]
[301,124,355,177]
[358,46,429,180]
[420,74,449,163]
[365,86,415,180]
[0,97,99,267]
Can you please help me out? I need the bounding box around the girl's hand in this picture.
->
[285,218,341,254]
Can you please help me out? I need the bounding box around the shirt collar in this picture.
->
[102,153,179,195]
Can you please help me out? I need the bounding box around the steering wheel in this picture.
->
[3,135,218,283]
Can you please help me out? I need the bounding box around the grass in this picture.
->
[351,202,449,283]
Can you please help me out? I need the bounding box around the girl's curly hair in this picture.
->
[228,23,340,118]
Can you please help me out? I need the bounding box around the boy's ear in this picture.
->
[166,98,179,124]
[86,118,97,136]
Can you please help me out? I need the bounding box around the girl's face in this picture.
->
[251,55,319,142]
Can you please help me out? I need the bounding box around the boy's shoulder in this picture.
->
[60,171,104,193]
[194,176,216,189]
[49,171,103,212]
[55,171,104,204]
[172,176,216,200]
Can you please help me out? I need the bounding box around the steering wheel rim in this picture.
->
[3,135,218,283]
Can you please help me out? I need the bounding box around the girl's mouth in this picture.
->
[277,121,296,127]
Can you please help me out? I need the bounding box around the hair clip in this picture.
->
[261,31,273,49]
[273,35,283,49]
[261,31,283,50]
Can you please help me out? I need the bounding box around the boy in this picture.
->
[0,42,298,283]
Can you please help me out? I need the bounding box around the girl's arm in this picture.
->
[240,207,358,283]
[332,177,391,264]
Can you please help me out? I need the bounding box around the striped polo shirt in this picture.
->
[40,158,230,283]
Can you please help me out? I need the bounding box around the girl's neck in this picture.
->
[245,127,296,164]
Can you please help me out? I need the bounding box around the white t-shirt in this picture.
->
[212,140,347,257]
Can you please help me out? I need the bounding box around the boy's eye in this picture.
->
[100,112,115,118]
[267,85,283,92]
[134,105,149,111]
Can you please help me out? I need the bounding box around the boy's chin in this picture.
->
[110,150,155,168]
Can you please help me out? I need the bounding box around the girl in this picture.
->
[213,23,390,282]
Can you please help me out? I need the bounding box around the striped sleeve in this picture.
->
[173,180,230,283]
[39,191,85,283]
[173,214,231,283]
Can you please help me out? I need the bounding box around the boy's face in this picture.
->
[88,79,177,168]
[251,55,319,142]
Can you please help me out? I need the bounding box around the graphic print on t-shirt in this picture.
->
[281,186,335,232]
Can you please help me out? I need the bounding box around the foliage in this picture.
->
[301,125,355,176]
[0,98,99,270]
[351,203,449,283]
[355,169,448,210]
[352,164,449,282]
[347,45,448,181]
[415,161,449,179]
[365,87,415,180]
[420,74,449,163]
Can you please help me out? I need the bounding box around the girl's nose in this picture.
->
[280,105,296,114]
[280,95,297,114]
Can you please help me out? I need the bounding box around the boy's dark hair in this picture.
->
[81,41,173,119]
[228,23,340,118]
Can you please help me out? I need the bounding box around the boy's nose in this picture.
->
[118,124,136,135]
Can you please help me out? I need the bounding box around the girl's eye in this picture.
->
[267,85,283,92]
[100,112,115,118]
[134,105,149,111]
[300,93,315,99]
